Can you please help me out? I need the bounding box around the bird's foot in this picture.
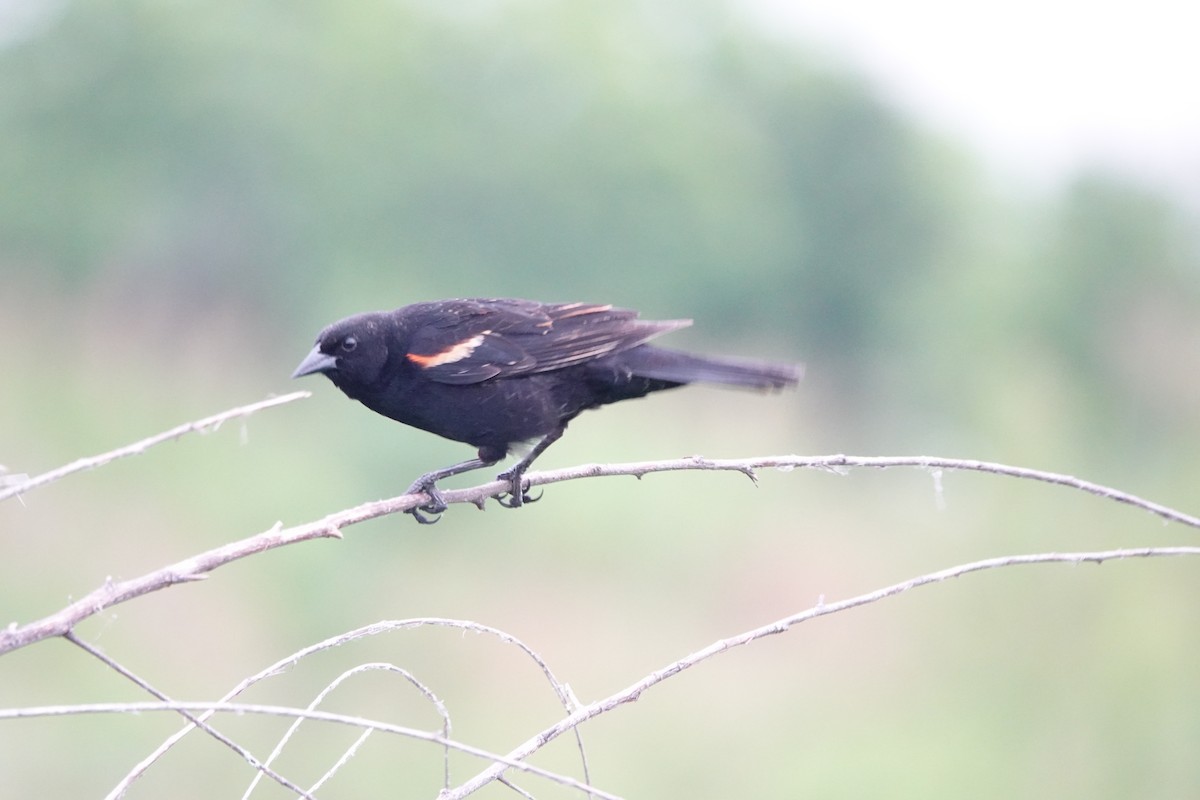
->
[404,476,448,524]
[496,468,542,509]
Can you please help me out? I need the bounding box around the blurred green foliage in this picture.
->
[2,0,1199,798]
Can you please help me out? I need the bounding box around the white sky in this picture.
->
[742,0,1200,200]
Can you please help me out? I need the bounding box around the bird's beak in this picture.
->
[292,347,338,378]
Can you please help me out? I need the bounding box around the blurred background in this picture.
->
[2,0,1199,796]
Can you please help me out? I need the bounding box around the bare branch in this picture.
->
[9,550,1196,798]
[284,453,1200,533]
[2,518,341,655]
[0,701,624,800]
[443,545,1200,797]
[5,453,1198,657]
[240,662,449,799]
[115,618,583,797]
[0,391,311,502]
[515,455,1200,530]
[65,634,314,799]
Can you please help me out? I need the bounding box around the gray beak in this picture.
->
[292,346,339,378]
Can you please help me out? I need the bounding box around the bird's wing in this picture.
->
[406,300,690,385]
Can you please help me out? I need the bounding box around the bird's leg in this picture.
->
[497,425,566,509]
[404,457,494,524]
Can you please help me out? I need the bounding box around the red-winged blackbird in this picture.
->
[293,298,801,522]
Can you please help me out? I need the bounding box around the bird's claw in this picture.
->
[409,505,442,525]
[497,490,542,508]
[405,480,447,524]
[496,471,542,508]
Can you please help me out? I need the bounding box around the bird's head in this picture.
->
[292,313,391,389]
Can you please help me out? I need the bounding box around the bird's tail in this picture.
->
[617,346,802,390]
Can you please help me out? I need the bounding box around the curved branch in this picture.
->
[0,701,621,800]
[442,545,1200,797]
[8,547,1199,800]
[519,454,1200,530]
[3,453,1197,656]
[66,633,316,799]
[112,618,585,797]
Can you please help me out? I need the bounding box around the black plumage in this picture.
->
[293,298,801,521]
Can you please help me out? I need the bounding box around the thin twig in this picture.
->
[0,702,623,800]
[1,519,342,656]
[64,634,315,799]
[240,663,449,799]
[441,545,1200,798]
[0,391,311,502]
[113,619,581,798]
[4,454,1198,657]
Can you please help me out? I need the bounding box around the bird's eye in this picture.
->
[340,337,358,353]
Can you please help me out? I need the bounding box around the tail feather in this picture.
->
[616,346,802,390]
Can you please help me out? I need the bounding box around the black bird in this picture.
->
[293,298,801,522]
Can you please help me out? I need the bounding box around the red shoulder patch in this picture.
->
[407,332,488,368]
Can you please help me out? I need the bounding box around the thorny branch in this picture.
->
[4,450,1199,655]
[3,395,1198,656]
[3,397,1199,797]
